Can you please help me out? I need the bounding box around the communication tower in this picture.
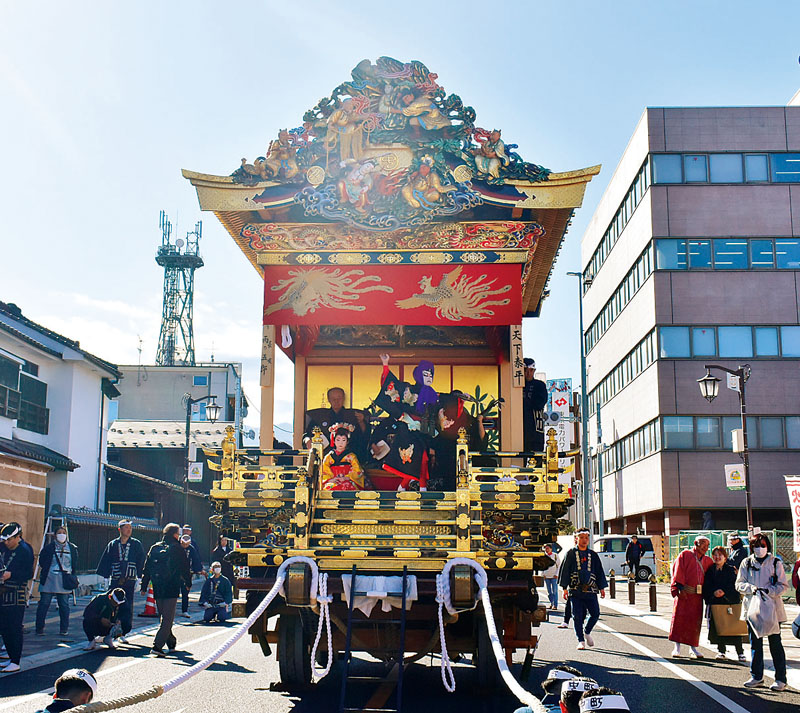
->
[155,211,203,366]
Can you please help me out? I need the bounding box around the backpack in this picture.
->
[146,541,173,587]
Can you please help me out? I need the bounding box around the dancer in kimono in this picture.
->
[375,353,438,434]
[320,425,365,491]
[669,535,712,658]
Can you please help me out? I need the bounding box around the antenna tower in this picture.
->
[155,210,203,366]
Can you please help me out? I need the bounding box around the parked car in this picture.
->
[594,535,656,582]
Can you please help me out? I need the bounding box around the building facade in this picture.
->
[0,301,120,551]
[581,101,800,535]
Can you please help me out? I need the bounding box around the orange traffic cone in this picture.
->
[140,583,158,617]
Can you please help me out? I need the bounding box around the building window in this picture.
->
[750,239,775,268]
[0,355,20,390]
[775,239,800,269]
[696,417,721,448]
[745,154,769,182]
[760,417,784,448]
[659,327,691,357]
[754,327,779,356]
[712,239,748,269]
[709,154,744,183]
[770,153,800,183]
[652,154,682,183]
[18,373,48,435]
[717,326,753,358]
[193,375,208,386]
[781,326,800,357]
[787,417,800,448]
[684,155,708,182]
[22,360,39,377]
[721,416,740,450]
[688,239,712,268]
[691,327,716,356]
[663,416,694,449]
[656,239,687,269]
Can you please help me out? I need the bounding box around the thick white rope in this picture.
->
[162,556,319,693]
[310,571,333,680]
[435,558,548,713]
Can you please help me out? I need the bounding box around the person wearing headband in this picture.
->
[96,519,145,642]
[35,668,98,712]
[0,522,34,673]
[560,677,599,713]
[36,526,79,639]
[198,561,234,623]
[669,535,712,659]
[542,665,581,702]
[82,588,126,650]
[578,687,629,712]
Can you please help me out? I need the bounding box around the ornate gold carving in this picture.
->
[273,554,284,565]
[495,557,507,569]
[409,251,453,264]
[396,491,421,501]
[306,166,325,186]
[393,549,421,558]
[456,513,470,529]
[355,491,380,500]
[460,252,487,263]
[377,253,404,265]
[378,153,399,171]
[328,252,371,265]
[296,253,322,265]
[294,511,308,528]
[452,164,473,183]
[260,499,284,508]
[320,523,449,536]
[495,493,519,502]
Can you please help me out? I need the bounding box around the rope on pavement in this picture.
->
[69,556,324,713]
[435,558,549,713]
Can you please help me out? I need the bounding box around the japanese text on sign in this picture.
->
[785,476,800,552]
[511,324,524,388]
[260,324,275,387]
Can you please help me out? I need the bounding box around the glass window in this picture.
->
[722,416,740,450]
[709,154,743,183]
[754,327,779,356]
[663,416,694,449]
[688,240,712,268]
[655,239,687,269]
[787,417,800,448]
[781,326,800,357]
[659,327,690,357]
[747,417,758,447]
[692,327,716,356]
[750,239,774,268]
[0,355,20,390]
[684,155,708,182]
[760,418,784,448]
[193,375,208,386]
[713,239,748,269]
[745,154,769,182]
[652,154,682,183]
[20,374,46,407]
[770,153,800,183]
[696,417,721,448]
[775,239,800,269]
[718,326,753,358]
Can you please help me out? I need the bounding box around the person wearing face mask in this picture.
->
[198,561,233,623]
[35,527,79,638]
[735,532,788,691]
[0,522,35,673]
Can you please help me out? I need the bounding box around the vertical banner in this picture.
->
[724,464,746,491]
[785,475,800,552]
[510,324,524,387]
[260,324,275,387]
[547,378,572,470]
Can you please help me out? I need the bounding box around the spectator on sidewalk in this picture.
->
[542,544,560,610]
[0,522,35,673]
[625,535,643,580]
[702,545,746,663]
[96,519,145,642]
[198,561,233,623]
[791,552,800,607]
[35,668,98,712]
[141,523,191,657]
[736,532,788,691]
[83,588,126,650]
[35,527,78,638]
[578,687,630,712]
[179,533,204,618]
[558,528,607,650]
[211,535,235,584]
[727,533,747,571]
[669,535,712,659]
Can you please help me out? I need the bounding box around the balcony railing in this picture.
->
[0,384,21,419]
[17,399,49,435]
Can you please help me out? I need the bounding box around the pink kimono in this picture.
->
[669,548,713,646]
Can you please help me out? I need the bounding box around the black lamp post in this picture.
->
[697,364,753,533]
[183,393,221,525]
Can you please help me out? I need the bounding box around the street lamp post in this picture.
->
[697,364,753,533]
[183,393,221,525]
[567,271,592,533]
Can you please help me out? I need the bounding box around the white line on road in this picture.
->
[595,620,753,713]
[0,629,229,713]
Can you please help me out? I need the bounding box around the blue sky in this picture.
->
[2,1,799,434]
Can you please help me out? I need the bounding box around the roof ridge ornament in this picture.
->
[231,56,550,231]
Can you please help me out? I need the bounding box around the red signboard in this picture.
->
[262,264,522,326]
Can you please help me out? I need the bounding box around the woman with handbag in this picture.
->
[35,527,79,638]
[702,546,746,662]
[735,532,788,692]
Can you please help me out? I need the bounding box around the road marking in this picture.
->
[0,629,229,712]
[595,620,753,713]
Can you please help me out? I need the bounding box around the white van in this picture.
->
[594,535,656,582]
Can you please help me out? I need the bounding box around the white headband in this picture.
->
[61,669,98,698]
[563,679,599,694]
[111,590,126,604]
[546,669,578,681]
[0,525,21,540]
[579,694,630,711]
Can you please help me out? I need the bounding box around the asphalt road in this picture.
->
[1,603,798,713]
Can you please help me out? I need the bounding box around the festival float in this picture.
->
[183,57,599,704]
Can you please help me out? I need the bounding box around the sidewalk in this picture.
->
[601,579,800,684]
[11,578,206,670]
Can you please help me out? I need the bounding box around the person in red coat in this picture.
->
[669,535,713,658]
